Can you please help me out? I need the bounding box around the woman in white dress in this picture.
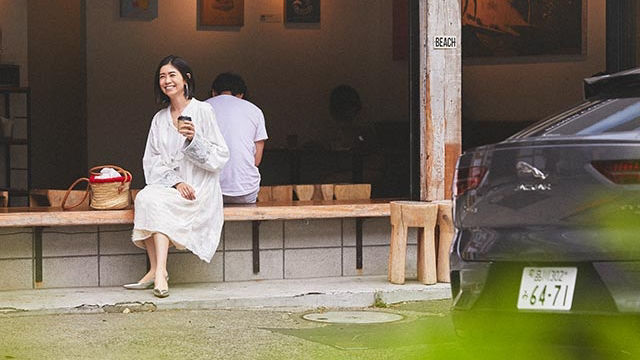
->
[125,55,229,298]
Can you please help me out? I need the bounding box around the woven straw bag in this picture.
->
[62,165,132,210]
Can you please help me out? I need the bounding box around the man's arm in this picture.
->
[254,140,265,166]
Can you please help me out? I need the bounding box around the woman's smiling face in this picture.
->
[158,63,185,98]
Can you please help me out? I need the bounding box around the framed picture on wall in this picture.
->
[463,0,585,60]
[120,0,158,20]
[200,0,244,27]
[284,0,320,24]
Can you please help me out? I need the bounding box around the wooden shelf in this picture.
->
[1,87,31,204]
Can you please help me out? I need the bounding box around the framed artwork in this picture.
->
[462,0,585,60]
[200,0,244,27]
[284,0,320,24]
[120,0,158,20]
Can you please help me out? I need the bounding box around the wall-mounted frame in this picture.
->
[463,0,586,63]
[284,0,320,24]
[120,0,158,20]
[200,0,244,27]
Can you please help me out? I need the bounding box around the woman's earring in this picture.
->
[184,83,189,98]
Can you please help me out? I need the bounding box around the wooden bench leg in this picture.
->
[252,221,260,274]
[437,202,454,283]
[388,222,408,284]
[417,225,437,285]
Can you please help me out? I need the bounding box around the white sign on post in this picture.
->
[433,36,457,49]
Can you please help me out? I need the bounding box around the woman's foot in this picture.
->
[123,270,168,290]
[123,270,157,289]
[123,279,154,290]
[153,272,169,298]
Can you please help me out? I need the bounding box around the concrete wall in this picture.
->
[86,0,408,188]
[0,218,418,290]
[462,0,607,124]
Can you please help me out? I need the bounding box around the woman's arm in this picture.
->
[143,116,184,187]
[182,105,230,172]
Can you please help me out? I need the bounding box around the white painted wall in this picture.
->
[86,0,408,185]
[462,0,606,123]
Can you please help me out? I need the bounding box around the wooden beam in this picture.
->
[421,0,462,200]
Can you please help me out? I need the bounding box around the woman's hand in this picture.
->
[178,121,195,141]
[174,182,196,200]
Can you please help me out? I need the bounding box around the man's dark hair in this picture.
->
[211,72,247,97]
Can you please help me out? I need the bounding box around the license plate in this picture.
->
[517,267,577,311]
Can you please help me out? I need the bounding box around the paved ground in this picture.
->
[0,299,458,360]
[2,298,637,359]
[1,276,637,359]
[0,276,450,315]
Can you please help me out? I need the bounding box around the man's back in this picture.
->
[206,95,268,197]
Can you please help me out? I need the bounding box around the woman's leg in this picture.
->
[153,232,170,291]
[137,237,157,283]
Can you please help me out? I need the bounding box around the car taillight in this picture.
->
[453,166,487,196]
[592,160,640,184]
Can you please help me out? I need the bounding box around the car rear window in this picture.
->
[509,97,640,139]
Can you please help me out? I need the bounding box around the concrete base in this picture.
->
[0,275,451,315]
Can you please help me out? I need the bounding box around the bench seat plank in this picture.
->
[224,199,391,221]
[0,199,393,227]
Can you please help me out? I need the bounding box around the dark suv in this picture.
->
[450,69,640,355]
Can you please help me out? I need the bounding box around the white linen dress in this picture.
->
[132,99,229,263]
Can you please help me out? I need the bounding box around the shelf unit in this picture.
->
[0,87,31,206]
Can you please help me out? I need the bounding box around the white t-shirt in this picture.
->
[205,95,268,196]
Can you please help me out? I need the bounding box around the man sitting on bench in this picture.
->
[206,73,268,204]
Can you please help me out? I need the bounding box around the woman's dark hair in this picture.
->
[211,72,247,97]
[154,55,196,104]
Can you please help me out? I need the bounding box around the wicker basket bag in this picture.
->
[62,165,132,210]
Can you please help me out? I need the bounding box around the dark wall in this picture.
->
[28,0,87,188]
[462,120,535,151]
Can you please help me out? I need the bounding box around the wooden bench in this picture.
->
[6,187,392,286]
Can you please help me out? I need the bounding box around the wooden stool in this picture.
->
[434,200,454,283]
[29,189,90,210]
[257,185,293,202]
[0,190,8,207]
[293,185,314,201]
[293,184,336,201]
[334,184,371,200]
[388,201,438,285]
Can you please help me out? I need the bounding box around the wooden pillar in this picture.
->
[420,0,462,201]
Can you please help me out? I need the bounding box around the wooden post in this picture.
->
[421,0,462,201]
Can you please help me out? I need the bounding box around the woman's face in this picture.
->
[158,63,186,99]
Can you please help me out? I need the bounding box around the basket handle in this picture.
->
[90,165,132,193]
[61,177,90,211]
